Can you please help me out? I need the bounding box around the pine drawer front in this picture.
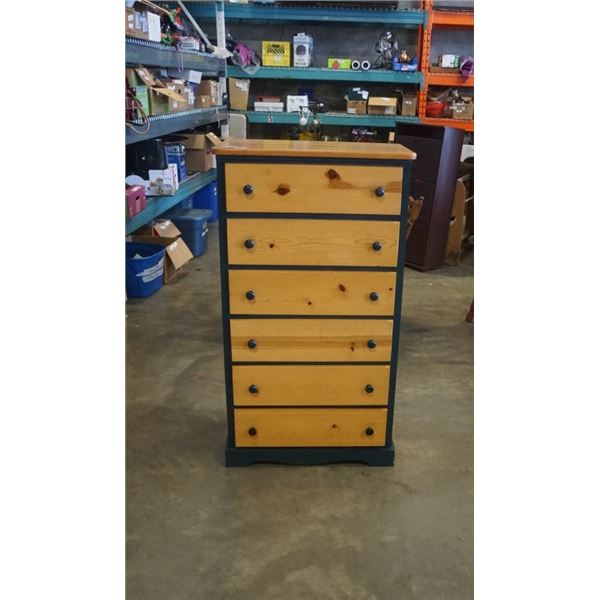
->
[232,365,390,406]
[229,270,396,316]
[234,408,388,447]
[226,219,400,267]
[225,163,402,215]
[230,318,392,362]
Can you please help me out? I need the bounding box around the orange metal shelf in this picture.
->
[427,72,474,87]
[421,117,474,132]
[431,10,474,27]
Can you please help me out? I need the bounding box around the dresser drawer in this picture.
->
[229,270,396,316]
[234,408,387,447]
[232,365,390,406]
[230,318,392,362]
[227,219,400,267]
[225,163,402,215]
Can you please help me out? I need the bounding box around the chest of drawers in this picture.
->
[214,139,416,466]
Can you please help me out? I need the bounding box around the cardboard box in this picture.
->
[195,95,211,109]
[125,8,148,40]
[134,67,187,116]
[346,100,367,115]
[293,33,313,67]
[147,11,161,43]
[452,98,474,120]
[255,101,284,112]
[286,95,309,113]
[166,80,194,111]
[166,69,203,84]
[368,97,397,116]
[228,78,250,111]
[131,221,194,283]
[328,58,352,70]
[126,185,147,218]
[182,133,223,173]
[196,80,220,106]
[400,91,418,116]
[147,165,179,196]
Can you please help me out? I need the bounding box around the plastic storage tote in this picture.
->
[192,182,218,221]
[126,242,166,298]
[166,209,212,257]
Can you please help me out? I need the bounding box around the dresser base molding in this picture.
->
[225,441,395,467]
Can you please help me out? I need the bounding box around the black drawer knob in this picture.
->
[248,427,257,437]
[365,384,374,394]
[367,339,377,349]
[245,290,256,301]
[369,291,379,302]
[244,239,255,249]
[243,184,253,195]
[374,187,385,197]
[247,339,257,349]
[248,384,259,394]
[372,241,383,251]
[365,427,374,437]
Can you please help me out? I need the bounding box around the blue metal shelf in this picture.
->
[227,65,422,85]
[126,170,216,235]
[126,106,228,144]
[239,111,420,128]
[190,3,426,26]
[126,38,226,74]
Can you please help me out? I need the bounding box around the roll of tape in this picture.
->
[361,60,371,71]
[351,60,361,70]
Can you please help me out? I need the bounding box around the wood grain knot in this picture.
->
[326,169,340,180]
[276,184,291,195]
[338,284,346,292]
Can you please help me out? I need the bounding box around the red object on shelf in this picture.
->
[425,101,445,118]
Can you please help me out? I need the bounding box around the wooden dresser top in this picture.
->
[212,138,416,161]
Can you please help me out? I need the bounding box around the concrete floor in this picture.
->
[126,224,473,600]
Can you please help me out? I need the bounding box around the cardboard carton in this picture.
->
[131,220,193,283]
[134,67,187,115]
[400,91,418,116]
[368,97,397,115]
[286,95,309,113]
[228,78,250,111]
[126,185,147,218]
[346,100,367,115]
[166,69,203,84]
[195,95,211,109]
[182,133,222,173]
[125,8,148,40]
[196,80,220,106]
[147,165,179,196]
[452,97,474,120]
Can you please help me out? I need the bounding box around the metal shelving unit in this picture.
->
[227,65,423,85]
[126,106,228,144]
[126,38,226,75]
[190,3,427,26]
[126,170,216,235]
[238,111,419,128]
[418,1,474,131]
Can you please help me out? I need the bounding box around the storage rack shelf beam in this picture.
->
[431,10,474,27]
[227,65,423,85]
[420,117,474,132]
[427,72,474,87]
[125,38,226,74]
[238,111,420,127]
[126,106,228,144]
[126,170,216,235]
[190,3,427,26]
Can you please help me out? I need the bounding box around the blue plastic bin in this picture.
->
[166,209,212,257]
[126,242,166,298]
[192,182,218,222]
